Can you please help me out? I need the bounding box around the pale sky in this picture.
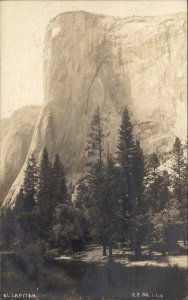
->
[0,1,187,118]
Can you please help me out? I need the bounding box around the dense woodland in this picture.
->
[1,107,187,262]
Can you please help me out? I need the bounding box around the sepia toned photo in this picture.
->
[0,1,187,299]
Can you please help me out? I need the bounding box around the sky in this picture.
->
[0,0,187,118]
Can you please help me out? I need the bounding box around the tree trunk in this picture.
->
[109,244,113,263]
[103,245,107,256]
[71,242,75,258]
[183,229,187,246]
[135,243,141,260]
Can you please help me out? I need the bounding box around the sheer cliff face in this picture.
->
[3,11,187,207]
[0,106,40,205]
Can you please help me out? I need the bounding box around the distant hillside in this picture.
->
[0,105,40,205]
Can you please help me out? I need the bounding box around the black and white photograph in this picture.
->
[0,1,187,299]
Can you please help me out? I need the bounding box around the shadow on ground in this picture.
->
[1,251,187,300]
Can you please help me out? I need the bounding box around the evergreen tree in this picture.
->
[172,137,185,199]
[130,141,147,259]
[75,176,90,211]
[14,156,38,246]
[181,154,187,245]
[134,141,145,212]
[53,153,68,205]
[22,154,37,213]
[116,107,136,214]
[146,152,160,213]
[103,154,121,262]
[86,107,104,165]
[172,137,187,245]
[74,175,92,244]
[146,154,171,215]
[116,108,150,258]
[37,148,54,234]
[158,170,171,211]
[116,107,136,250]
[85,107,107,255]
[87,161,107,255]
[146,141,185,253]
[149,199,182,255]
[85,156,120,260]
[0,208,16,248]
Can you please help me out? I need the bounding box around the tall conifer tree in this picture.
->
[86,107,104,165]
[85,107,107,255]
[15,155,38,245]
[130,141,147,258]
[117,107,136,211]
[116,107,136,246]
[172,137,187,244]
[117,108,148,258]
[104,154,121,262]
[53,153,68,204]
[22,154,37,213]
[37,148,54,232]
[172,137,185,199]
[146,152,160,213]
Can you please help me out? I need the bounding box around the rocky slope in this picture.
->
[0,106,40,205]
[3,11,187,208]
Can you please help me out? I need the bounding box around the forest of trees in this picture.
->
[1,107,187,262]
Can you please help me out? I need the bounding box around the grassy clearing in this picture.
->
[57,245,187,269]
[1,247,187,300]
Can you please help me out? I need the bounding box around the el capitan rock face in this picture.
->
[3,11,187,208]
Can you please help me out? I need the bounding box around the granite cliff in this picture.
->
[3,11,187,208]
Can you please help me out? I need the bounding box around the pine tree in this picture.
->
[87,161,107,255]
[146,152,160,213]
[86,107,104,165]
[181,153,187,245]
[134,141,145,212]
[1,208,16,248]
[149,199,182,255]
[104,154,121,262]
[74,176,92,245]
[22,154,37,213]
[37,148,54,233]
[14,155,39,246]
[116,107,136,250]
[85,107,107,255]
[75,176,90,210]
[117,107,136,212]
[146,143,184,253]
[53,153,68,205]
[116,108,149,258]
[130,141,147,259]
[87,157,117,260]
[172,137,185,199]
[172,137,187,245]
[158,170,171,211]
